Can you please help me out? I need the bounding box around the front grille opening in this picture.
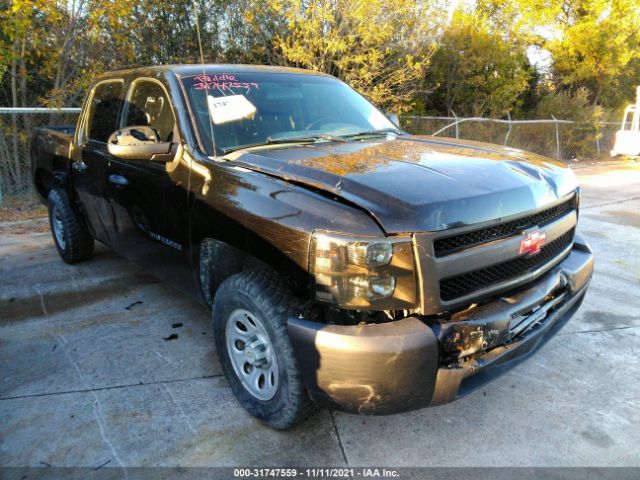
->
[439,228,575,301]
[434,196,576,257]
[508,287,568,340]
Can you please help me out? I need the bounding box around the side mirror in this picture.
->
[107,126,174,162]
[386,112,400,127]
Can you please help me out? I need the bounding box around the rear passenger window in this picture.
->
[124,81,176,142]
[86,81,123,143]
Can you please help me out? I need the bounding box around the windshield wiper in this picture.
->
[222,134,346,155]
[341,129,405,139]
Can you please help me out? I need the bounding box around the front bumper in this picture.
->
[288,236,594,414]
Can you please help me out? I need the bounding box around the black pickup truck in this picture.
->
[32,65,594,429]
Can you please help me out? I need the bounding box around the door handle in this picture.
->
[108,174,129,186]
[72,161,88,171]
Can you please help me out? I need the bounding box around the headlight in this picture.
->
[310,231,418,310]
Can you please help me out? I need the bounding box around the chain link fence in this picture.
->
[400,115,622,161]
[0,108,81,201]
[0,109,624,202]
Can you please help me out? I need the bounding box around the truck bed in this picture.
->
[31,125,77,198]
[33,125,76,156]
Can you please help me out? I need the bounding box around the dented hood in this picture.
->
[228,135,579,233]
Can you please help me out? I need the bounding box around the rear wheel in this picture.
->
[212,269,315,429]
[48,188,94,264]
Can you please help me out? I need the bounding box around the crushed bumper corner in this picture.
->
[287,316,439,414]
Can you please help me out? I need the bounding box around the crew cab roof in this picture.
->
[93,64,327,81]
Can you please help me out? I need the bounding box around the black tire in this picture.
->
[212,269,316,429]
[47,188,94,264]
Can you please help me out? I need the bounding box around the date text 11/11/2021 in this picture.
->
[233,468,400,478]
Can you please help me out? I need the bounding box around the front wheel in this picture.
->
[212,269,315,429]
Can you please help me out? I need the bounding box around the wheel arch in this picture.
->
[196,234,310,308]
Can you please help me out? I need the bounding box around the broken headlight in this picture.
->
[310,231,418,310]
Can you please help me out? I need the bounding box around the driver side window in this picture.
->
[124,80,176,142]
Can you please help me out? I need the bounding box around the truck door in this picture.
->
[103,78,192,291]
[71,79,124,244]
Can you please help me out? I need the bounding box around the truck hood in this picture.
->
[227,135,578,233]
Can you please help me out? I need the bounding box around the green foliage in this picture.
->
[534,88,603,123]
[531,88,604,158]
[1,0,136,107]
[1,0,639,117]
[249,0,442,112]
[424,9,532,117]
[479,0,640,109]
[545,0,640,108]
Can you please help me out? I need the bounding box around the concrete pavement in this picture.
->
[1,162,639,469]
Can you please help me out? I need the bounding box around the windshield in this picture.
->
[180,71,400,155]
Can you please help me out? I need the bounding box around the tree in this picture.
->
[126,1,221,66]
[1,0,136,108]
[531,87,603,158]
[424,9,532,117]
[250,0,441,112]
[1,0,51,194]
[0,0,134,196]
[550,0,640,107]
[478,0,640,109]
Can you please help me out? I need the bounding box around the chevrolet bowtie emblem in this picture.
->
[519,231,546,256]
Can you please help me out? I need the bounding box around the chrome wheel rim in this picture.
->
[225,308,279,401]
[52,208,65,249]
